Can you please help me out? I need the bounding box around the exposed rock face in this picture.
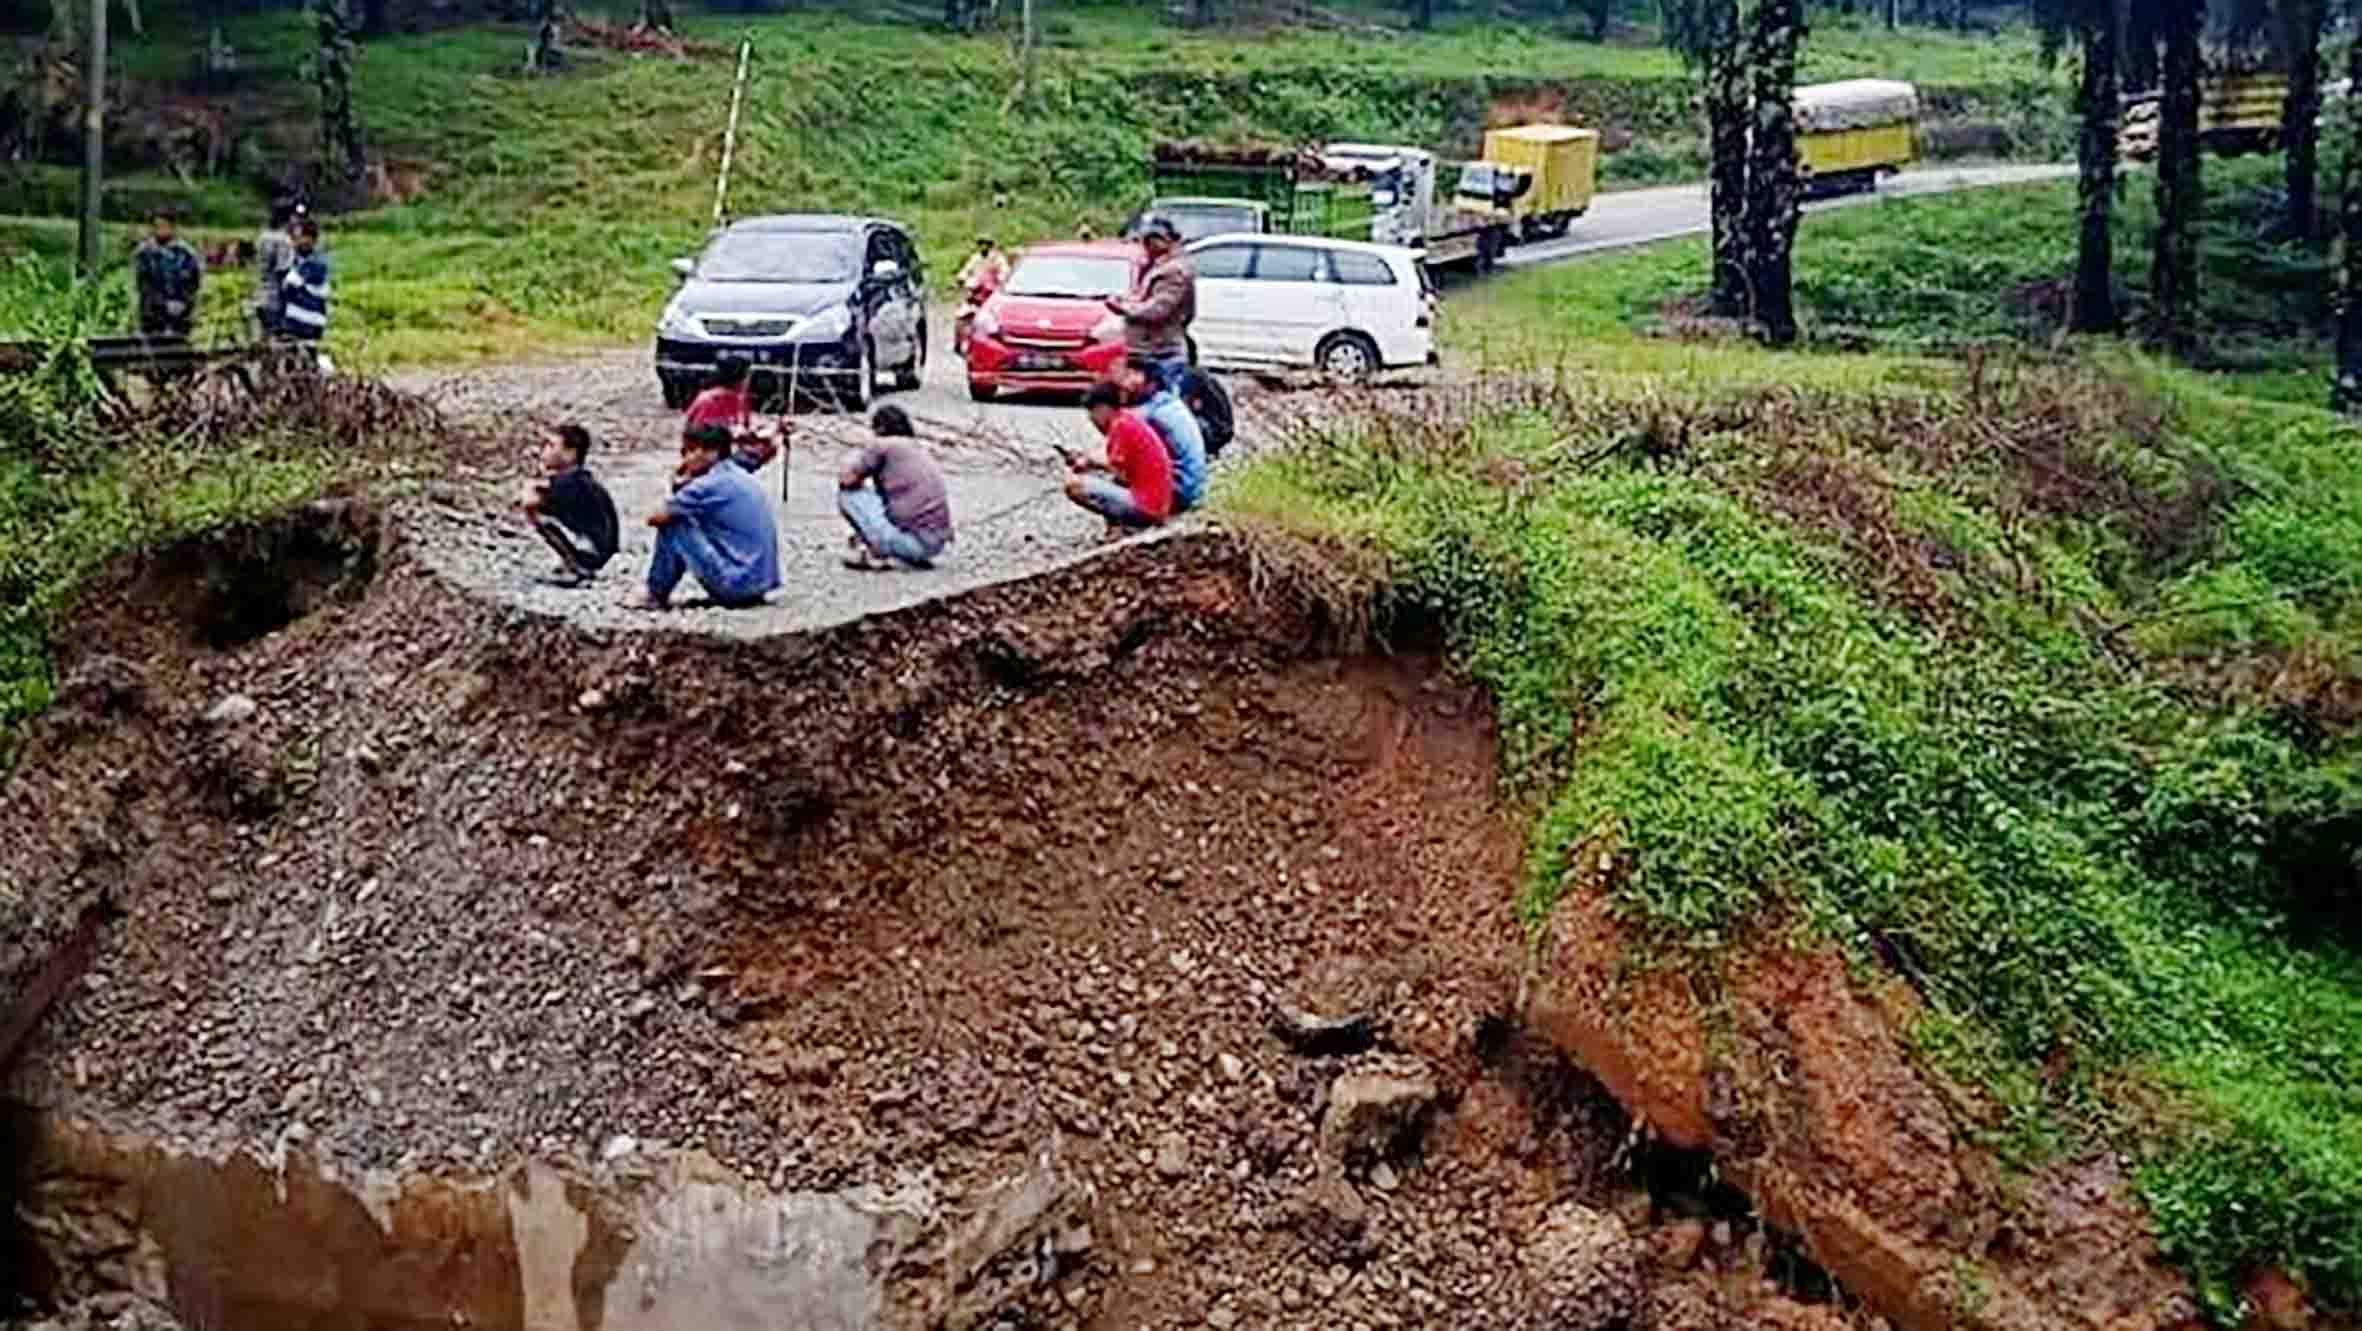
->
[1518,1202,1639,1331]
[1319,1060,1441,1168]
[1525,888,2200,1331]
[16,1118,1084,1331]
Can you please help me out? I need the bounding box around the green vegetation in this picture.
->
[2,1,2062,365]
[1236,214,2362,1318]
[1443,162,2336,393]
[0,257,344,754]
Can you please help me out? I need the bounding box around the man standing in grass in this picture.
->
[520,423,620,588]
[278,217,332,348]
[628,425,781,611]
[134,209,203,340]
[838,405,953,571]
[1061,381,1173,534]
[251,199,299,338]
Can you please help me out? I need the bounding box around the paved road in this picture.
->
[403,159,2071,638]
[1498,161,2074,270]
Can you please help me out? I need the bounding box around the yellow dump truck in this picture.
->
[2119,74,2288,160]
[1794,79,1920,197]
[1473,125,1606,241]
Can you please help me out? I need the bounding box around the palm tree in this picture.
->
[1741,0,1804,344]
[1661,0,1750,315]
[2334,4,2362,409]
[2038,0,2123,330]
[2148,0,2205,353]
[2278,0,2325,242]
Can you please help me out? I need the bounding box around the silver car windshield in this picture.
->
[698,230,860,284]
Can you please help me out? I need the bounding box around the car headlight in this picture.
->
[1088,313,1122,344]
[794,305,853,343]
[973,307,1001,338]
[658,302,695,337]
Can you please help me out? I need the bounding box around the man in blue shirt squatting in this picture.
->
[626,425,782,612]
[1110,354,1209,513]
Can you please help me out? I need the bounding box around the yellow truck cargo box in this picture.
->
[1792,79,1920,183]
[1799,122,1918,176]
[1481,124,1600,218]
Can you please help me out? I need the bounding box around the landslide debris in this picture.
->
[2,515,1863,1329]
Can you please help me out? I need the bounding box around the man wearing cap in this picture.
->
[1105,214,1195,392]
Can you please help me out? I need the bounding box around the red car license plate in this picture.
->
[1012,352,1066,371]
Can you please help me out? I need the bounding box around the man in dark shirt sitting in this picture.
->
[521,423,620,587]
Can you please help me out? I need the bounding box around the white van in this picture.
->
[1182,235,1438,379]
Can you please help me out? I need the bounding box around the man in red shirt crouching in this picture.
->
[1062,381,1174,535]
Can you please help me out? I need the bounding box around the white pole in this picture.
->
[781,350,798,505]
[712,36,751,231]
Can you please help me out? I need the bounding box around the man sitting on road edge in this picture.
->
[1115,355,1208,513]
[1062,381,1173,534]
[521,423,620,588]
[628,425,782,611]
[839,405,953,572]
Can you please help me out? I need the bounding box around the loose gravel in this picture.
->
[392,344,1202,639]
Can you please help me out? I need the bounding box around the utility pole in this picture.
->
[77,0,105,279]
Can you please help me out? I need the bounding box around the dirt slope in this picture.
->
[0,506,1869,1330]
[0,492,2210,1331]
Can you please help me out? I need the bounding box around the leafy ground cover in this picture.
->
[2,0,2061,365]
[1441,156,2339,399]
[1249,220,2362,1319]
[1233,356,2362,1321]
[0,256,408,759]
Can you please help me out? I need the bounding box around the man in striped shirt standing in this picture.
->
[277,217,332,347]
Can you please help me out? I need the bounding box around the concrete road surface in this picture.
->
[1498,162,2075,270]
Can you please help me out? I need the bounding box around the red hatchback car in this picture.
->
[964,240,1143,401]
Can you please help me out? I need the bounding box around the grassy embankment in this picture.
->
[1236,178,2362,1322]
[1444,155,2340,399]
[0,1,2059,366]
[0,257,361,759]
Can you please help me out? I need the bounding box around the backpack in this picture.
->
[1178,368,1235,457]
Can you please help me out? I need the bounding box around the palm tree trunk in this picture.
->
[2280,0,2323,244]
[1705,0,1748,316]
[1743,0,1805,345]
[2147,0,2201,354]
[2071,1,2119,332]
[2333,21,2362,411]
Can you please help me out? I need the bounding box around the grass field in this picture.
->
[1,0,2063,365]
[1440,157,2337,404]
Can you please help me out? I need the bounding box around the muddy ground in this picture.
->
[0,487,1869,1329]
